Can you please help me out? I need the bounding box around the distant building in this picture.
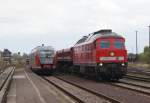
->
[2,49,12,65]
[128,53,136,62]
[0,51,2,58]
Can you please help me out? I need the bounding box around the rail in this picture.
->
[0,67,15,103]
[48,76,121,103]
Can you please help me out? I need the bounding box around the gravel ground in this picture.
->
[56,74,150,103]
[46,76,111,103]
[128,63,150,70]
[127,67,150,75]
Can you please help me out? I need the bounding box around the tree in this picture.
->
[138,46,150,63]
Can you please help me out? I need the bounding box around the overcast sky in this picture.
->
[0,0,149,54]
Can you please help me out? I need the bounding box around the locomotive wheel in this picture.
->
[69,66,74,74]
[103,76,111,81]
[95,75,103,81]
[62,65,67,73]
[95,68,102,81]
[113,78,119,82]
[73,66,80,74]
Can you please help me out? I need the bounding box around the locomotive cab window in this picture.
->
[100,41,110,48]
[114,41,124,49]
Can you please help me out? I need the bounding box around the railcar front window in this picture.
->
[114,41,124,49]
[40,52,53,57]
[100,41,110,48]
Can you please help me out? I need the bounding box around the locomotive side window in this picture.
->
[114,41,124,49]
[100,41,110,48]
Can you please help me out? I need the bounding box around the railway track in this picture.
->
[110,81,150,95]
[128,71,150,76]
[125,74,150,82]
[127,68,150,77]
[53,74,150,103]
[0,67,15,103]
[120,79,150,89]
[100,71,150,96]
[43,76,121,103]
[110,74,150,95]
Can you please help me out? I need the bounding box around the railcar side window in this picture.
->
[100,41,110,48]
[114,41,124,49]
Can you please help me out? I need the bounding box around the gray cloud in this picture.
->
[0,0,149,53]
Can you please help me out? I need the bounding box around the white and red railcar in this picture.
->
[29,45,55,73]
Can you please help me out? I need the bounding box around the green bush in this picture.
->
[138,46,150,63]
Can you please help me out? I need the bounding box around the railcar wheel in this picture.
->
[111,77,119,82]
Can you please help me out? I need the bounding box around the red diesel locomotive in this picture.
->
[55,29,127,80]
[29,45,55,74]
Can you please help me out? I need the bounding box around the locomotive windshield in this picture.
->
[114,41,124,49]
[100,41,110,48]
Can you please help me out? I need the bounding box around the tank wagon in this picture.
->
[55,29,128,80]
[29,45,55,74]
[54,48,73,72]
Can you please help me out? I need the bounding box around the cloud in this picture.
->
[0,0,149,53]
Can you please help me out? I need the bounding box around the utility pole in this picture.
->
[135,30,138,60]
[148,26,150,63]
[148,26,150,50]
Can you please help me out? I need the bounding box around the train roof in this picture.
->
[31,46,54,53]
[74,29,124,47]
[57,48,72,54]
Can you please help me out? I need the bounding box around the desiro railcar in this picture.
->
[55,29,128,80]
[29,45,55,74]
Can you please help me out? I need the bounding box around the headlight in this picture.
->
[122,63,125,66]
[110,52,115,56]
[99,63,103,66]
